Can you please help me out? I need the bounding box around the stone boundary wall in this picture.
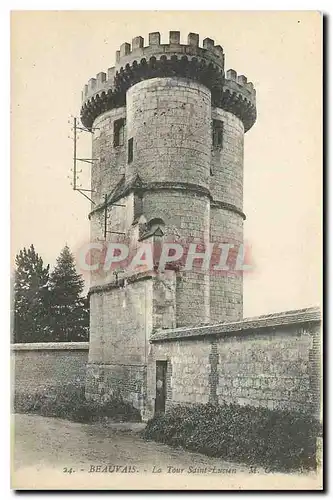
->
[149,307,321,418]
[11,342,89,394]
[11,305,322,422]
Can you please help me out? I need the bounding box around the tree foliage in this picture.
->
[49,245,89,341]
[13,245,50,342]
[13,244,89,342]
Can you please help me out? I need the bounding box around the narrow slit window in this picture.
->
[113,118,125,147]
[212,119,224,148]
[128,137,133,163]
[133,193,143,221]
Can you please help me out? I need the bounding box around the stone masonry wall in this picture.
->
[149,308,321,420]
[146,337,212,419]
[89,278,152,365]
[210,208,243,323]
[209,108,244,323]
[89,192,134,288]
[126,77,211,188]
[143,189,210,326]
[91,107,126,206]
[86,277,153,410]
[210,108,244,208]
[215,327,314,412]
[87,269,179,410]
[12,343,89,394]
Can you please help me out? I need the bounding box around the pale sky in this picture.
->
[11,10,322,317]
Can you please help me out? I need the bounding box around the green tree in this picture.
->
[49,245,89,341]
[13,245,50,342]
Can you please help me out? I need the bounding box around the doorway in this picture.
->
[155,361,167,414]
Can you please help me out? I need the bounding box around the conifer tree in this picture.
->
[13,245,50,342]
[49,245,89,341]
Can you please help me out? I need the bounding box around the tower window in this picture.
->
[128,137,133,163]
[113,118,125,147]
[212,119,224,148]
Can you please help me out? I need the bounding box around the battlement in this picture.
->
[225,68,256,98]
[81,31,226,102]
[115,31,225,67]
[80,31,256,132]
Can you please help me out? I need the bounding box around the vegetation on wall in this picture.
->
[143,403,322,472]
[13,244,89,342]
[13,384,141,423]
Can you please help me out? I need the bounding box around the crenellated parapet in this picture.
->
[80,31,256,132]
[81,32,224,101]
[222,69,256,132]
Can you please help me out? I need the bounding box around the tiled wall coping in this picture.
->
[151,307,321,342]
[11,342,89,351]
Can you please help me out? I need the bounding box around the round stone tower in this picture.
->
[80,31,256,414]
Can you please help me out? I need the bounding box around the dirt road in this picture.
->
[12,414,321,490]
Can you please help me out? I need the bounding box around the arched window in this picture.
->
[146,218,165,230]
